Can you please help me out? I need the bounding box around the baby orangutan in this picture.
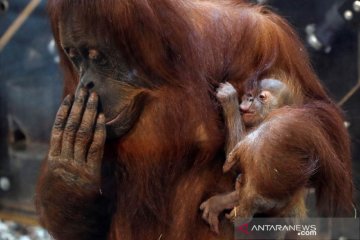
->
[200,79,314,234]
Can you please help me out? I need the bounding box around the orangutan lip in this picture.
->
[241,112,255,116]
[105,112,122,125]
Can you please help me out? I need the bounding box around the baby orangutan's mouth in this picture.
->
[241,111,255,117]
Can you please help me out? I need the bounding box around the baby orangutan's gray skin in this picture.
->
[200,79,295,234]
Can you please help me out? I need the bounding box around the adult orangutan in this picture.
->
[200,80,354,234]
[35,0,353,239]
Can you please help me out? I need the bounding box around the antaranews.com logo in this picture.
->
[234,218,359,240]
[237,222,317,236]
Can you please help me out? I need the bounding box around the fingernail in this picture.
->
[89,92,98,100]
[63,94,74,105]
[65,94,74,101]
[76,86,88,97]
[80,87,87,95]
[99,113,105,121]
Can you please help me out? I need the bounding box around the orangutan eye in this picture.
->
[65,47,79,58]
[89,49,108,66]
[64,47,82,67]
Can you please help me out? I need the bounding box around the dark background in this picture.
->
[0,0,358,217]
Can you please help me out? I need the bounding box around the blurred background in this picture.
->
[0,0,359,239]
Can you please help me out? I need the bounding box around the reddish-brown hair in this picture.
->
[37,1,353,239]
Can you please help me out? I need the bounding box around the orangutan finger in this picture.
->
[62,87,88,159]
[87,113,106,170]
[49,95,73,158]
[74,92,99,163]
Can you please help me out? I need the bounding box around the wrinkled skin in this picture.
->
[37,15,152,239]
[48,89,105,189]
[59,16,149,139]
